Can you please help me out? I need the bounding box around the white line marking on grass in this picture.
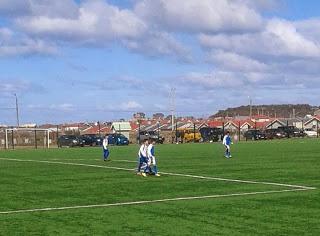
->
[0,158,316,190]
[159,172,317,190]
[0,188,310,215]
[0,158,135,172]
[49,159,136,163]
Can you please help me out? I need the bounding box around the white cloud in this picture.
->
[13,0,191,60]
[120,101,143,110]
[0,0,30,16]
[16,0,147,42]
[49,103,75,112]
[134,0,263,33]
[123,31,191,61]
[29,0,79,19]
[0,27,57,57]
[295,18,320,42]
[207,50,268,72]
[0,81,28,93]
[0,79,45,98]
[199,19,320,59]
[237,0,280,11]
[0,27,13,41]
[179,71,244,89]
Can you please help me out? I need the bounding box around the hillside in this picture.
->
[211,104,319,119]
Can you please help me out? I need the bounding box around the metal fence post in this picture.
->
[175,120,178,143]
[138,122,141,145]
[193,123,196,143]
[34,129,37,149]
[238,121,241,142]
[11,128,14,150]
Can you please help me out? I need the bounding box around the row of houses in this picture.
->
[47,115,320,139]
[1,115,320,145]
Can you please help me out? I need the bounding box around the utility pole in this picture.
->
[170,88,176,143]
[248,96,252,119]
[14,94,20,127]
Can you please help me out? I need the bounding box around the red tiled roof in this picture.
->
[82,125,111,135]
[207,121,224,127]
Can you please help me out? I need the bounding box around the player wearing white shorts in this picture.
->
[147,139,160,177]
[222,131,232,158]
[137,139,149,177]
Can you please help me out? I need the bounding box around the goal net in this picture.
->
[3,128,51,149]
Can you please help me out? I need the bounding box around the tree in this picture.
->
[153,113,164,119]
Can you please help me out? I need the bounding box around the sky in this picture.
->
[1,0,320,125]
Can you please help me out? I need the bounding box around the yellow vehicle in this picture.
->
[177,129,201,143]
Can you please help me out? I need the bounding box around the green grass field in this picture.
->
[1,139,320,235]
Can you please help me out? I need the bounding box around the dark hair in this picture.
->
[148,138,155,143]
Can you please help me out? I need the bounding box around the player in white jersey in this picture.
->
[137,139,149,177]
[147,139,160,177]
[102,135,110,161]
[222,131,232,158]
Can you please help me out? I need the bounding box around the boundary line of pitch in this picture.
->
[0,158,316,215]
[0,188,311,215]
[0,158,315,190]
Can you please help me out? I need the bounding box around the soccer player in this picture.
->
[147,138,160,177]
[222,131,232,158]
[137,139,149,177]
[102,135,110,161]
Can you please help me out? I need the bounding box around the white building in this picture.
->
[111,122,131,140]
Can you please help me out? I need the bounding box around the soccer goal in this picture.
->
[4,128,51,149]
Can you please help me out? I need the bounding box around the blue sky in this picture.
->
[1,0,320,125]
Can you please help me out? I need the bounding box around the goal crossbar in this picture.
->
[5,128,51,149]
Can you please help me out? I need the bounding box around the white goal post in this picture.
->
[5,128,51,149]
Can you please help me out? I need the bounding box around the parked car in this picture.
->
[199,127,223,142]
[81,134,103,146]
[277,126,306,138]
[137,130,165,144]
[244,129,266,140]
[78,135,94,146]
[304,128,318,137]
[265,129,286,139]
[57,135,81,147]
[108,133,129,145]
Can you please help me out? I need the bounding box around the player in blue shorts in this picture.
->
[222,131,232,158]
[147,138,160,177]
[102,135,110,161]
[137,139,149,177]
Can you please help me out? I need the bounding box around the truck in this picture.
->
[137,130,165,144]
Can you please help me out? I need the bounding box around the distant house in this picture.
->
[265,119,286,129]
[207,120,224,128]
[279,118,304,129]
[39,124,61,132]
[112,122,131,140]
[81,124,111,135]
[251,115,270,123]
[239,120,254,131]
[20,124,37,128]
[304,116,320,130]
[224,121,239,132]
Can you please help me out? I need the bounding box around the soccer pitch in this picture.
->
[1,140,319,235]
